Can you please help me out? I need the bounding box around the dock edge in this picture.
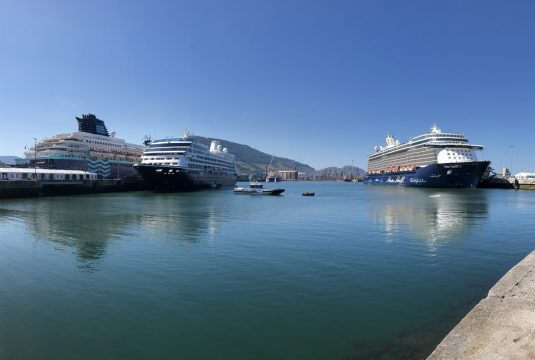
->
[427,250,535,360]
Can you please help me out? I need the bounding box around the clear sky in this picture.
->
[1,0,534,171]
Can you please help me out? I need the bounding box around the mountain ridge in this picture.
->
[0,156,21,165]
[195,136,366,176]
[194,136,316,175]
[314,165,366,177]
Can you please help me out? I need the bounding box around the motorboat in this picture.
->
[248,175,263,188]
[233,187,285,195]
[249,181,263,188]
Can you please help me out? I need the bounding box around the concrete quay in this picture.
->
[479,175,535,190]
[0,178,147,198]
[428,251,535,360]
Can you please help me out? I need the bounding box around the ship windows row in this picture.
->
[0,172,97,181]
[84,139,122,148]
[146,146,189,152]
[194,158,234,167]
[144,156,235,169]
[144,160,235,172]
[150,143,191,148]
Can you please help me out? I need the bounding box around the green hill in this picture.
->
[195,136,315,176]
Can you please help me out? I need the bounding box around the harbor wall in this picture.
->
[427,250,535,359]
[0,181,41,198]
[479,176,535,190]
[477,177,514,189]
[0,179,148,198]
[517,182,535,190]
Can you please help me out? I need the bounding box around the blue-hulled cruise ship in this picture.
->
[26,114,145,179]
[364,126,490,188]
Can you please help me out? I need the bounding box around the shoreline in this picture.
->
[427,250,535,359]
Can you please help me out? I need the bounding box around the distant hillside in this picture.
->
[0,156,21,165]
[194,136,315,176]
[315,165,366,177]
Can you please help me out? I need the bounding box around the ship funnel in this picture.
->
[431,125,441,134]
[385,134,396,147]
[210,140,220,152]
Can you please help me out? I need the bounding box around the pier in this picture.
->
[428,251,535,359]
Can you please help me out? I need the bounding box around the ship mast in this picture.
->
[266,155,274,182]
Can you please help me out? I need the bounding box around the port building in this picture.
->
[278,170,298,181]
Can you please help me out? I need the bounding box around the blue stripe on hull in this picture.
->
[364,161,490,188]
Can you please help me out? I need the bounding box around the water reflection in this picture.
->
[368,188,489,247]
[0,192,227,269]
[134,193,226,242]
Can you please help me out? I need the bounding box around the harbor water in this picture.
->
[1,182,534,359]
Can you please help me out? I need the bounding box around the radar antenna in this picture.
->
[183,128,194,138]
[142,135,152,146]
[431,124,441,133]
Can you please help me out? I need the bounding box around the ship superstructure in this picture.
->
[26,114,145,179]
[364,126,490,188]
[133,132,237,191]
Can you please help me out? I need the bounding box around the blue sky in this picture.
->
[0,0,534,171]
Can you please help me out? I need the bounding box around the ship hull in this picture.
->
[28,158,139,180]
[134,164,237,191]
[363,161,490,188]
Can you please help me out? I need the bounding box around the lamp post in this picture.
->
[33,137,37,181]
[510,145,514,177]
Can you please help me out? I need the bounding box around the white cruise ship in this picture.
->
[133,132,237,191]
[25,114,145,179]
[364,125,490,188]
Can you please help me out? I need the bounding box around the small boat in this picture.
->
[249,175,263,188]
[233,187,285,195]
[249,182,263,188]
[302,192,315,196]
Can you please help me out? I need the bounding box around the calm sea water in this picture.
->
[1,182,534,359]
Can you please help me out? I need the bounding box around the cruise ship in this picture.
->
[133,132,237,191]
[364,126,490,188]
[26,114,145,179]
